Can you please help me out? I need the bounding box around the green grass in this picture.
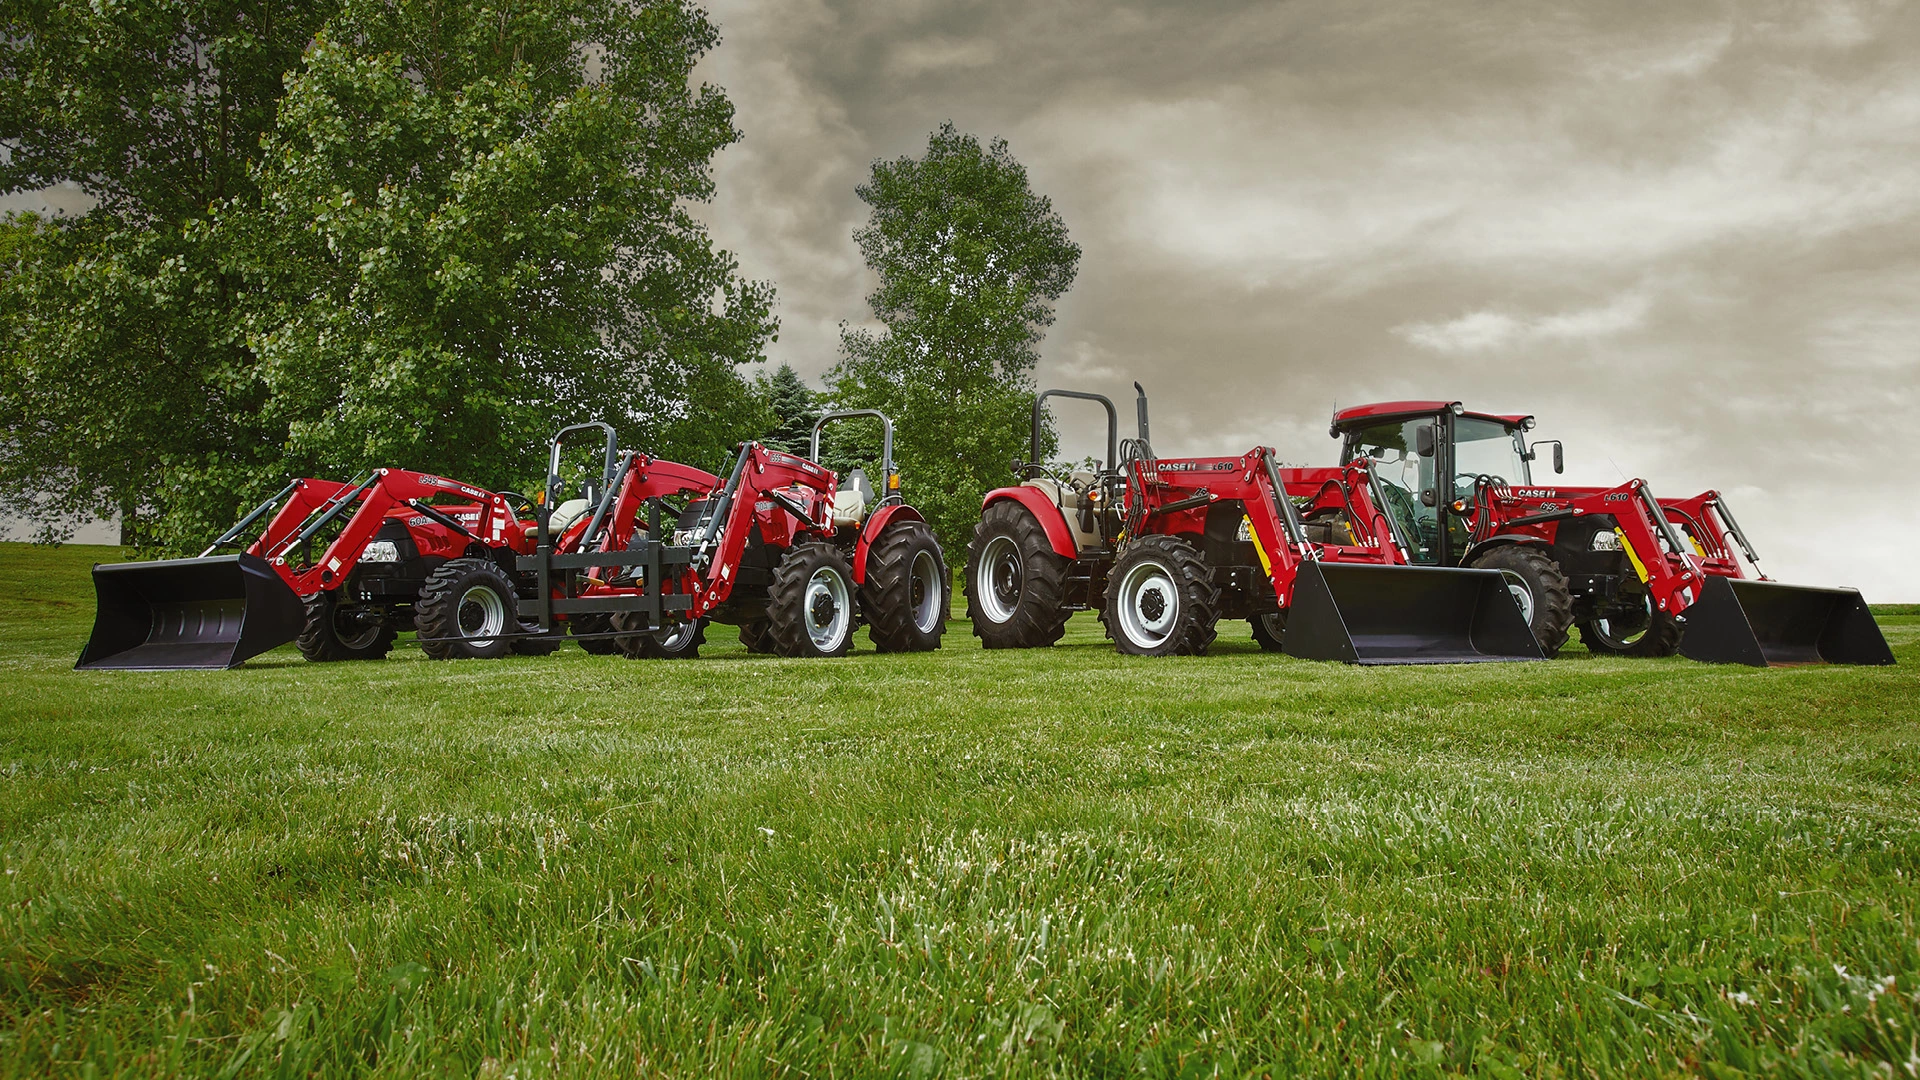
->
[2,541,1918,1078]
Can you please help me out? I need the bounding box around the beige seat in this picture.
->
[526,498,592,540]
[832,468,875,528]
[1021,474,1103,552]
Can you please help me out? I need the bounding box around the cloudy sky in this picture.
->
[693,0,1920,599]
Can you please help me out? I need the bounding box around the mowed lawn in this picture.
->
[2,542,1917,1078]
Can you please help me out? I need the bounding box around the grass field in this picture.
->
[2,541,1918,1078]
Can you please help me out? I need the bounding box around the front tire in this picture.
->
[612,614,706,659]
[1249,611,1286,653]
[569,612,621,655]
[965,500,1070,649]
[416,558,518,660]
[1468,544,1574,658]
[296,592,395,662]
[1579,569,1681,657]
[738,620,776,655]
[767,542,858,658]
[862,520,947,653]
[1101,535,1219,657]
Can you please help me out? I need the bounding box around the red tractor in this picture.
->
[518,411,947,659]
[78,467,550,669]
[1327,401,1893,666]
[966,386,1540,663]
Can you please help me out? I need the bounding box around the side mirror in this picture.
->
[1415,425,1436,458]
[1010,454,1024,478]
[1420,488,1437,507]
[1553,443,1564,474]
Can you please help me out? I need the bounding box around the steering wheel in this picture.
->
[1017,461,1078,489]
[499,491,538,519]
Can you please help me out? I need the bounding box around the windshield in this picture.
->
[1343,418,1439,563]
[1451,418,1530,495]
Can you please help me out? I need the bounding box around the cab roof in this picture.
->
[1329,401,1533,437]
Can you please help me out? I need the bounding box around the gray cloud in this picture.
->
[697,0,1920,597]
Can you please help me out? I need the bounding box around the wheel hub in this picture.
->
[1117,559,1179,649]
[976,536,1023,623]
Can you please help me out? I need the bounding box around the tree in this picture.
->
[236,0,775,493]
[755,363,822,455]
[828,122,1080,551]
[1,0,774,551]
[0,0,331,547]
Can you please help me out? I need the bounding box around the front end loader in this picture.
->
[965,385,1539,663]
[517,412,947,659]
[1329,401,1893,666]
[78,470,542,669]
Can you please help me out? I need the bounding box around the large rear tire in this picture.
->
[569,612,621,655]
[965,500,1071,649]
[767,542,858,658]
[1579,568,1681,657]
[1468,545,1574,658]
[862,520,947,653]
[296,592,395,662]
[612,613,706,659]
[1102,535,1219,657]
[416,558,518,660]
[1249,611,1286,653]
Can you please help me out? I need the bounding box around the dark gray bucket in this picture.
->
[77,554,307,670]
[1282,562,1545,665]
[1679,577,1894,667]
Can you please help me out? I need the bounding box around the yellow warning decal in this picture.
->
[1248,516,1273,576]
[1617,528,1649,582]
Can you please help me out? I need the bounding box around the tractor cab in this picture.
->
[1332,401,1547,567]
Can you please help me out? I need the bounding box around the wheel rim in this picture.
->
[1116,558,1179,650]
[1498,570,1535,626]
[656,620,698,651]
[804,566,852,651]
[975,536,1022,623]
[331,604,383,650]
[457,585,506,642]
[910,549,942,633]
[1592,592,1652,648]
[1258,612,1286,640]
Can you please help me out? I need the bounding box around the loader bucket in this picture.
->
[76,554,307,670]
[1281,562,1544,665]
[1678,576,1894,667]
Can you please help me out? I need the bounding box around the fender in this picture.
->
[1459,535,1549,565]
[852,503,926,583]
[982,486,1078,560]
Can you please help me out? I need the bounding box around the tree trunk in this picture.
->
[118,496,138,547]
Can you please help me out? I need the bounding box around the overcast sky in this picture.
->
[9,1,1916,600]
[694,0,1920,599]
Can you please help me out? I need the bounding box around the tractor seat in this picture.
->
[832,468,875,527]
[526,498,592,540]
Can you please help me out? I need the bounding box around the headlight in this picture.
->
[361,540,401,562]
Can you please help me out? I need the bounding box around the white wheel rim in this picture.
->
[804,566,852,651]
[657,620,698,651]
[457,585,506,643]
[976,536,1021,623]
[1258,613,1286,639]
[1593,592,1651,647]
[1498,570,1535,626]
[1117,558,1179,650]
[910,549,942,633]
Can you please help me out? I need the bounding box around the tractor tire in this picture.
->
[416,558,519,660]
[1101,535,1219,657]
[738,620,776,655]
[965,500,1071,649]
[510,623,565,656]
[1249,611,1287,653]
[1578,569,1681,658]
[1468,544,1574,658]
[296,592,396,662]
[767,542,858,658]
[569,612,621,655]
[862,520,948,653]
[612,613,706,659]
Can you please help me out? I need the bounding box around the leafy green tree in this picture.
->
[828,122,1080,551]
[240,0,776,491]
[0,0,329,547]
[754,363,823,455]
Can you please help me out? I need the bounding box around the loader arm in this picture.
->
[257,470,516,596]
[685,443,835,614]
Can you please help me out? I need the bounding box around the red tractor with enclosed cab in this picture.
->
[966,386,1540,664]
[1326,401,1892,666]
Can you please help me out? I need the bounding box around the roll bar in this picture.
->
[811,410,897,503]
[1032,390,1118,473]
